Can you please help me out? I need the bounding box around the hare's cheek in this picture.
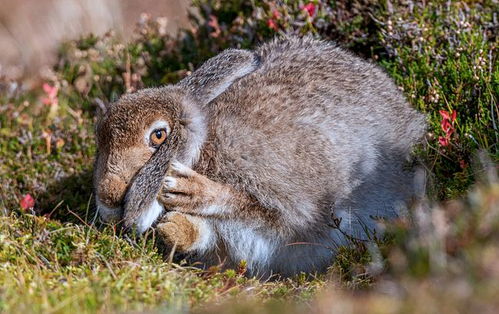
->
[96,198,123,223]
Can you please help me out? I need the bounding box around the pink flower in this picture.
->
[272,10,281,20]
[302,3,316,16]
[208,15,221,38]
[267,19,278,31]
[42,83,58,106]
[20,194,35,210]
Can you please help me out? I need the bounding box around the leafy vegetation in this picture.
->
[0,0,497,312]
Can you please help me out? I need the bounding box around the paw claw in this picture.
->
[164,193,176,199]
[164,176,177,188]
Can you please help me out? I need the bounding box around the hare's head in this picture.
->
[93,48,258,231]
[93,87,206,224]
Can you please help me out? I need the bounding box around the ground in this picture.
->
[0,0,498,313]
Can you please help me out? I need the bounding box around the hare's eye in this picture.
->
[150,129,167,147]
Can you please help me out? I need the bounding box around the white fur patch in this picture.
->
[136,199,164,233]
[217,221,276,271]
[191,221,214,252]
[201,205,224,216]
[96,198,121,223]
[171,161,194,176]
[212,218,344,276]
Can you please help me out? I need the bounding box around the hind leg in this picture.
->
[156,211,215,253]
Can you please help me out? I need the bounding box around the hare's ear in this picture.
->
[122,120,182,233]
[94,97,113,116]
[179,49,260,106]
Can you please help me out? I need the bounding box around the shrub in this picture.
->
[51,0,497,200]
[377,1,498,198]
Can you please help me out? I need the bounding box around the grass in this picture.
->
[0,0,498,312]
[0,213,324,312]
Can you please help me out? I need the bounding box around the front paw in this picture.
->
[156,212,200,252]
[158,161,223,214]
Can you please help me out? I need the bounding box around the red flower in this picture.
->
[439,109,457,122]
[441,119,452,133]
[439,110,450,120]
[20,194,35,210]
[438,136,450,147]
[459,160,468,169]
[302,3,316,16]
[438,109,458,147]
[267,19,278,31]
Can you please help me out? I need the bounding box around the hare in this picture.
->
[94,36,426,276]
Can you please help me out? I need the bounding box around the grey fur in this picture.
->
[95,36,426,276]
[178,48,260,104]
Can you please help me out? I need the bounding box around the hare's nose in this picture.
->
[97,173,128,209]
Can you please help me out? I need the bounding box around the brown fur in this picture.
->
[94,88,183,210]
[158,165,280,222]
[157,212,199,252]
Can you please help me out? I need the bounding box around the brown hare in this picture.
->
[94,36,426,276]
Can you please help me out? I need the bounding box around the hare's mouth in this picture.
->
[96,198,123,223]
[95,197,164,234]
